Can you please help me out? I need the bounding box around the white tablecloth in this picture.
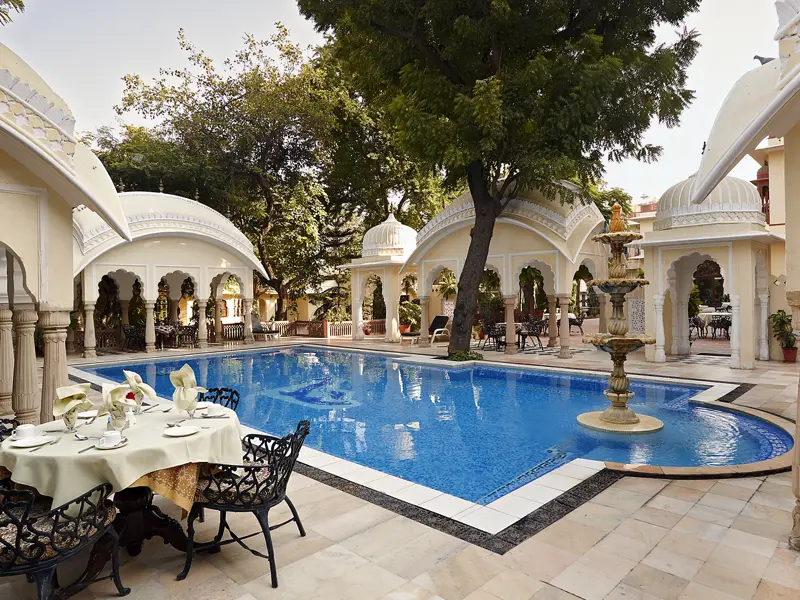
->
[697,312,731,327]
[0,405,243,509]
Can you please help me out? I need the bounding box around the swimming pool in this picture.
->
[80,347,794,504]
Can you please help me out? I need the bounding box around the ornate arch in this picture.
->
[0,243,36,304]
[512,258,556,296]
[425,264,457,294]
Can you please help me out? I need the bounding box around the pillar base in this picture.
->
[145,344,156,353]
[198,341,208,349]
[559,347,571,359]
[790,503,800,551]
[577,411,663,433]
[83,349,97,359]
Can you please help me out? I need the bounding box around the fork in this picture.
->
[29,437,61,453]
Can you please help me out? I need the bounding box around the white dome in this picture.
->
[362,214,417,258]
[654,174,765,231]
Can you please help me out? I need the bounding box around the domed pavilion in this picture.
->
[641,173,784,369]
[344,184,611,354]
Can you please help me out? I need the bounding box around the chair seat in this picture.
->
[0,503,115,567]
[194,464,271,506]
[400,331,420,337]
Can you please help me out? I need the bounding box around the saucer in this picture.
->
[164,425,200,438]
[95,437,129,451]
[195,402,210,409]
[77,409,99,419]
[10,435,56,449]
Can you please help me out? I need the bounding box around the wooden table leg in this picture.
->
[114,487,188,555]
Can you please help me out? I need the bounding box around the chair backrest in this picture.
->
[198,421,310,509]
[0,483,113,571]
[428,315,449,336]
[211,387,240,410]
[0,418,18,443]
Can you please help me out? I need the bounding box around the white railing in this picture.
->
[328,321,353,337]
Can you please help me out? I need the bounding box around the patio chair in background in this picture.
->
[400,315,450,344]
[689,316,706,339]
[177,421,311,588]
[569,312,586,335]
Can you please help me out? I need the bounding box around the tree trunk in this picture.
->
[448,162,500,354]
[522,280,534,315]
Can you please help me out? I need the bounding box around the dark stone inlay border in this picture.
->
[716,383,757,404]
[294,462,624,555]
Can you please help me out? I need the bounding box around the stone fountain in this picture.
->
[577,204,663,433]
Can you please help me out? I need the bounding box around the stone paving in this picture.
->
[2,333,794,600]
[2,471,797,600]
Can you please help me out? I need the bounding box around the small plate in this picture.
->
[201,413,228,419]
[10,435,56,449]
[95,437,129,451]
[77,409,99,419]
[164,425,200,438]
[195,402,210,410]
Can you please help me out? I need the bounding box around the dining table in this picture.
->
[0,402,243,597]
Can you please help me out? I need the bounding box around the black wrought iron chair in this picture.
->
[0,417,18,443]
[710,316,731,339]
[689,316,707,339]
[177,421,311,588]
[520,317,546,350]
[569,312,586,335]
[201,387,241,411]
[0,483,128,600]
[177,325,198,348]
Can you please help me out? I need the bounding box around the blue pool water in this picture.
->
[81,347,794,503]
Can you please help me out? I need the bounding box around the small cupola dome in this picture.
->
[654,174,765,231]
[361,214,417,258]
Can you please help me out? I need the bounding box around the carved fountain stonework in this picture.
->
[577,204,664,433]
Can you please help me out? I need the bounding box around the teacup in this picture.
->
[206,403,224,417]
[101,430,122,448]
[15,424,36,440]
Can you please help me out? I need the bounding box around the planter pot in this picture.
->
[363,328,371,336]
[783,348,797,363]
[399,325,411,334]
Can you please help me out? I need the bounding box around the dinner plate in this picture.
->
[95,438,129,451]
[10,435,56,449]
[77,409,99,419]
[164,425,200,438]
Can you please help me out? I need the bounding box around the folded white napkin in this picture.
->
[54,383,94,429]
[123,370,157,411]
[169,364,207,414]
[100,383,138,430]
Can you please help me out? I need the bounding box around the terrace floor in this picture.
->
[4,332,796,600]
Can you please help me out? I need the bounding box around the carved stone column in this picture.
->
[730,295,741,369]
[38,309,70,424]
[504,296,517,355]
[758,292,770,360]
[419,296,430,346]
[214,299,224,342]
[597,292,608,334]
[0,308,13,415]
[352,290,364,341]
[196,300,209,348]
[547,295,558,347]
[12,309,39,424]
[144,302,156,352]
[653,294,666,363]
[83,302,97,358]
[120,301,130,326]
[243,299,254,343]
[558,294,571,359]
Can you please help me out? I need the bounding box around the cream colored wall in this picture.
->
[81,237,254,302]
[0,149,74,309]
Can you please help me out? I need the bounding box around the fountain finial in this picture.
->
[609,203,625,233]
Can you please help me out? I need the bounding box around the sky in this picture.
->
[0,0,782,204]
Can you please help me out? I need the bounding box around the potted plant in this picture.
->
[769,310,797,362]
[399,300,421,334]
[363,325,371,336]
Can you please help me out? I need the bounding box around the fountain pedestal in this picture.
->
[577,204,663,434]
